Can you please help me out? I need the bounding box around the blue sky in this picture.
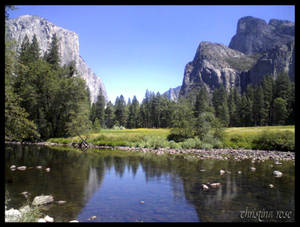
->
[8,5,295,103]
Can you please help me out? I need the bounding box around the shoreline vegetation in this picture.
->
[6,126,295,161]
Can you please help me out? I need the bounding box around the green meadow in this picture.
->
[47,125,295,151]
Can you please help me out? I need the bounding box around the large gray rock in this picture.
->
[5,208,22,222]
[32,195,54,206]
[179,41,257,98]
[229,16,294,55]
[5,15,107,103]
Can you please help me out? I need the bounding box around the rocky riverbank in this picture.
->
[5,141,295,162]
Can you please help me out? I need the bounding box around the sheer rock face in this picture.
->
[179,42,256,96]
[229,16,294,55]
[6,15,107,103]
[162,86,181,101]
[180,16,294,98]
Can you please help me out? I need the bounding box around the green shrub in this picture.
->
[181,138,202,149]
[252,130,295,151]
[167,128,194,142]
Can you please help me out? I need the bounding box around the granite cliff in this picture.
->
[162,86,181,101]
[6,15,107,104]
[179,16,294,98]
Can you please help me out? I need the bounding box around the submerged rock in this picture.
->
[250,167,256,172]
[220,170,225,175]
[17,166,27,171]
[32,195,54,206]
[273,170,283,178]
[69,220,79,222]
[44,215,54,222]
[201,184,209,191]
[88,216,97,220]
[56,200,67,205]
[210,183,221,188]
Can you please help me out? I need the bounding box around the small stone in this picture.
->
[210,183,221,188]
[250,167,256,171]
[38,218,47,222]
[88,216,97,220]
[237,171,242,174]
[69,220,79,222]
[56,200,66,204]
[201,184,209,191]
[273,170,283,178]
[275,161,282,165]
[20,191,30,198]
[220,170,225,175]
[17,166,27,171]
[44,215,54,222]
[36,166,42,169]
[269,184,274,188]
[45,168,51,172]
[10,165,16,170]
[199,169,206,172]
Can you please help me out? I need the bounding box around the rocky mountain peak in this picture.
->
[179,16,294,100]
[6,15,107,104]
[229,16,294,55]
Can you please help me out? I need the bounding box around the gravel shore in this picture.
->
[6,141,295,162]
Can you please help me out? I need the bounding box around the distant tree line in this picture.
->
[90,71,294,131]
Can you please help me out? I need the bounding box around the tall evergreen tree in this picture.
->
[127,96,140,129]
[105,101,115,128]
[114,95,127,127]
[94,92,106,128]
[18,35,30,65]
[28,34,40,61]
[194,86,210,118]
[252,85,265,126]
[261,75,274,125]
[45,33,60,69]
[272,97,288,125]
[212,85,229,126]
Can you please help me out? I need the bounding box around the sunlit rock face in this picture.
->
[6,15,107,103]
[179,16,294,98]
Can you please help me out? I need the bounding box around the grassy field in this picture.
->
[47,125,295,151]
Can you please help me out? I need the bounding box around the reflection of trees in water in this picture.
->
[6,145,294,222]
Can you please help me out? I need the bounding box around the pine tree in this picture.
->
[45,33,60,69]
[28,34,40,61]
[105,101,115,128]
[94,92,106,128]
[194,86,210,118]
[212,85,229,126]
[114,95,127,127]
[272,97,288,125]
[127,96,140,129]
[252,85,264,126]
[18,35,30,65]
[261,75,274,125]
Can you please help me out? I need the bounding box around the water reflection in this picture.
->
[5,144,294,222]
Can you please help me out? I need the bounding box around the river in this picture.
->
[5,144,295,222]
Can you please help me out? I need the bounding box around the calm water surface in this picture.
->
[5,144,295,222]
